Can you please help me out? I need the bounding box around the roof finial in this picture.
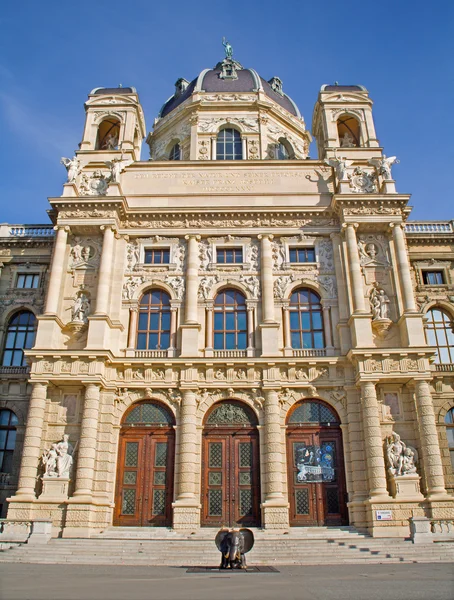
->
[334,81,339,86]
[222,37,233,59]
[118,83,123,88]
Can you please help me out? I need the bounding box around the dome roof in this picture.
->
[159,59,301,119]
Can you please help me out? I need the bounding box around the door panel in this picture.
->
[287,428,347,526]
[114,428,174,526]
[202,430,260,527]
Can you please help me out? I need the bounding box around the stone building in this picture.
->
[1,49,453,538]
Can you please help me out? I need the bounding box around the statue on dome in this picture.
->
[222,37,233,59]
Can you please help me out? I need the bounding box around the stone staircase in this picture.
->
[1,527,453,566]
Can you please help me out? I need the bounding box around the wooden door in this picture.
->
[287,427,347,526]
[201,429,260,527]
[114,428,174,526]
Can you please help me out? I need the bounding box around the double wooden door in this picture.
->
[114,428,174,526]
[201,429,261,527]
[287,427,347,526]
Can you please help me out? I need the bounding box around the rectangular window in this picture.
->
[216,248,243,264]
[144,249,170,265]
[16,274,39,289]
[422,271,444,285]
[289,247,315,263]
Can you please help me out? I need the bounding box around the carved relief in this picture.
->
[348,167,377,193]
[165,275,185,299]
[239,275,260,299]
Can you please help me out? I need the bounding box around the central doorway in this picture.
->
[201,401,261,527]
[287,400,348,526]
[114,401,175,527]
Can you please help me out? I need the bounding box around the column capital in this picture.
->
[342,222,359,231]
[185,234,201,241]
[100,224,116,233]
[54,225,70,233]
[388,222,402,231]
[258,233,274,241]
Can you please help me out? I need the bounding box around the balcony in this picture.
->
[405,222,453,234]
[212,350,248,358]
[0,366,30,376]
[434,363,454,372]
[134,350,169,359]
[292,349,327,358]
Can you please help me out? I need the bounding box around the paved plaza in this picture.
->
[0,563,453,600]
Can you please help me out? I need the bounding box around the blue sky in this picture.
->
[0,0,452,224]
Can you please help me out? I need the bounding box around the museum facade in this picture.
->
[1,51,453,538]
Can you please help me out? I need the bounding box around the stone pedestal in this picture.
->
[259,322,280,356]
[180,323,201,356]
[409,516,433,544]
[28,519,53,544]
[389,474,424,500]
[39,477,70,501]
[172,503,201,530]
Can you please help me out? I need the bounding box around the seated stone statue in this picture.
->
[215,527,254,569]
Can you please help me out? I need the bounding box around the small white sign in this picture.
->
[376,510,392,521]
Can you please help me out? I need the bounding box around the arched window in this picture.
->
[289,288,324,349]
[96,117,120,150]
[2,311,36,367]
[137,290,171,351]
[216,128,242,160]
[425,308,454,364]
[276,139,294,160]
[0,409,18,473]
[445,408,454,470]
[169,143,181,161]
[337,115,360,148]
[214,289,247,350]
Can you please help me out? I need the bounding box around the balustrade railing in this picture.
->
[292,349,326,357]
[8,226,55,237]
[212,350,248,358]
[134,350,168,359]
[405,222,453,234]
[0,366,30,376]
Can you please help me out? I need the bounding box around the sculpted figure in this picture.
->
[61,156,80,183]
[324,156,353,181]
[340,131,356,148]
[369,155,399,180]
[216,528,254,569]
[385,432,417,477]
[71,292,90,322]
[70,237,83,264]
[102,132,118,150]
[56,434,74,478]
[222,37,233,59]
[42,443,59,477]
[370,286,390,320]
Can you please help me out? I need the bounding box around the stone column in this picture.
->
[247,305,255,353]
[344,223,366,313]
[360,381,389,498]
[261,389,289,528]
[72,383,101,498]
[205,305,213,351]
[44,227,68,314]
[127,307,138,349]
[414,380,447,497]
[242,137,247,159]
[169,306,178,354]
[258,234,275,323]
[390,223,417,313]
[283,306,292,353]
[211,137,217,160]
[322,304,333,349]
[173,389,200,528]
[94,225,115,315]
[15,382,48,498]
[184,235,200,324]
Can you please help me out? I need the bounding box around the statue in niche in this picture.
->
[61,156,80,183]
[385,432,417,476]
[222,37,233,59]
[340,132,356,148]
[71,292,91,323]
[101,132,118,150]
[41,435,75,478]
[370,286,390,320]
[324,156,353,181]
[369,155,399,180]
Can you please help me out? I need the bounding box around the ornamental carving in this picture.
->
[239,275,260,299]
[201,94,256,103]
[274,275,294,299]
[61,208,117,219]
[165,275,185,300]
[79,170,110,196]
[206,403,253,425]
[69,236,100,269]
[198,117,259,133]
[317,239,334,272]
[122,215,322,229]
[343,205,401,216]
[198,241,213,270]
[198,275,219,300]
[318,275,337,298]
[272,241,286,270]
[348,167,377,193]
[245,243,259,270]
[122,276,145,300]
